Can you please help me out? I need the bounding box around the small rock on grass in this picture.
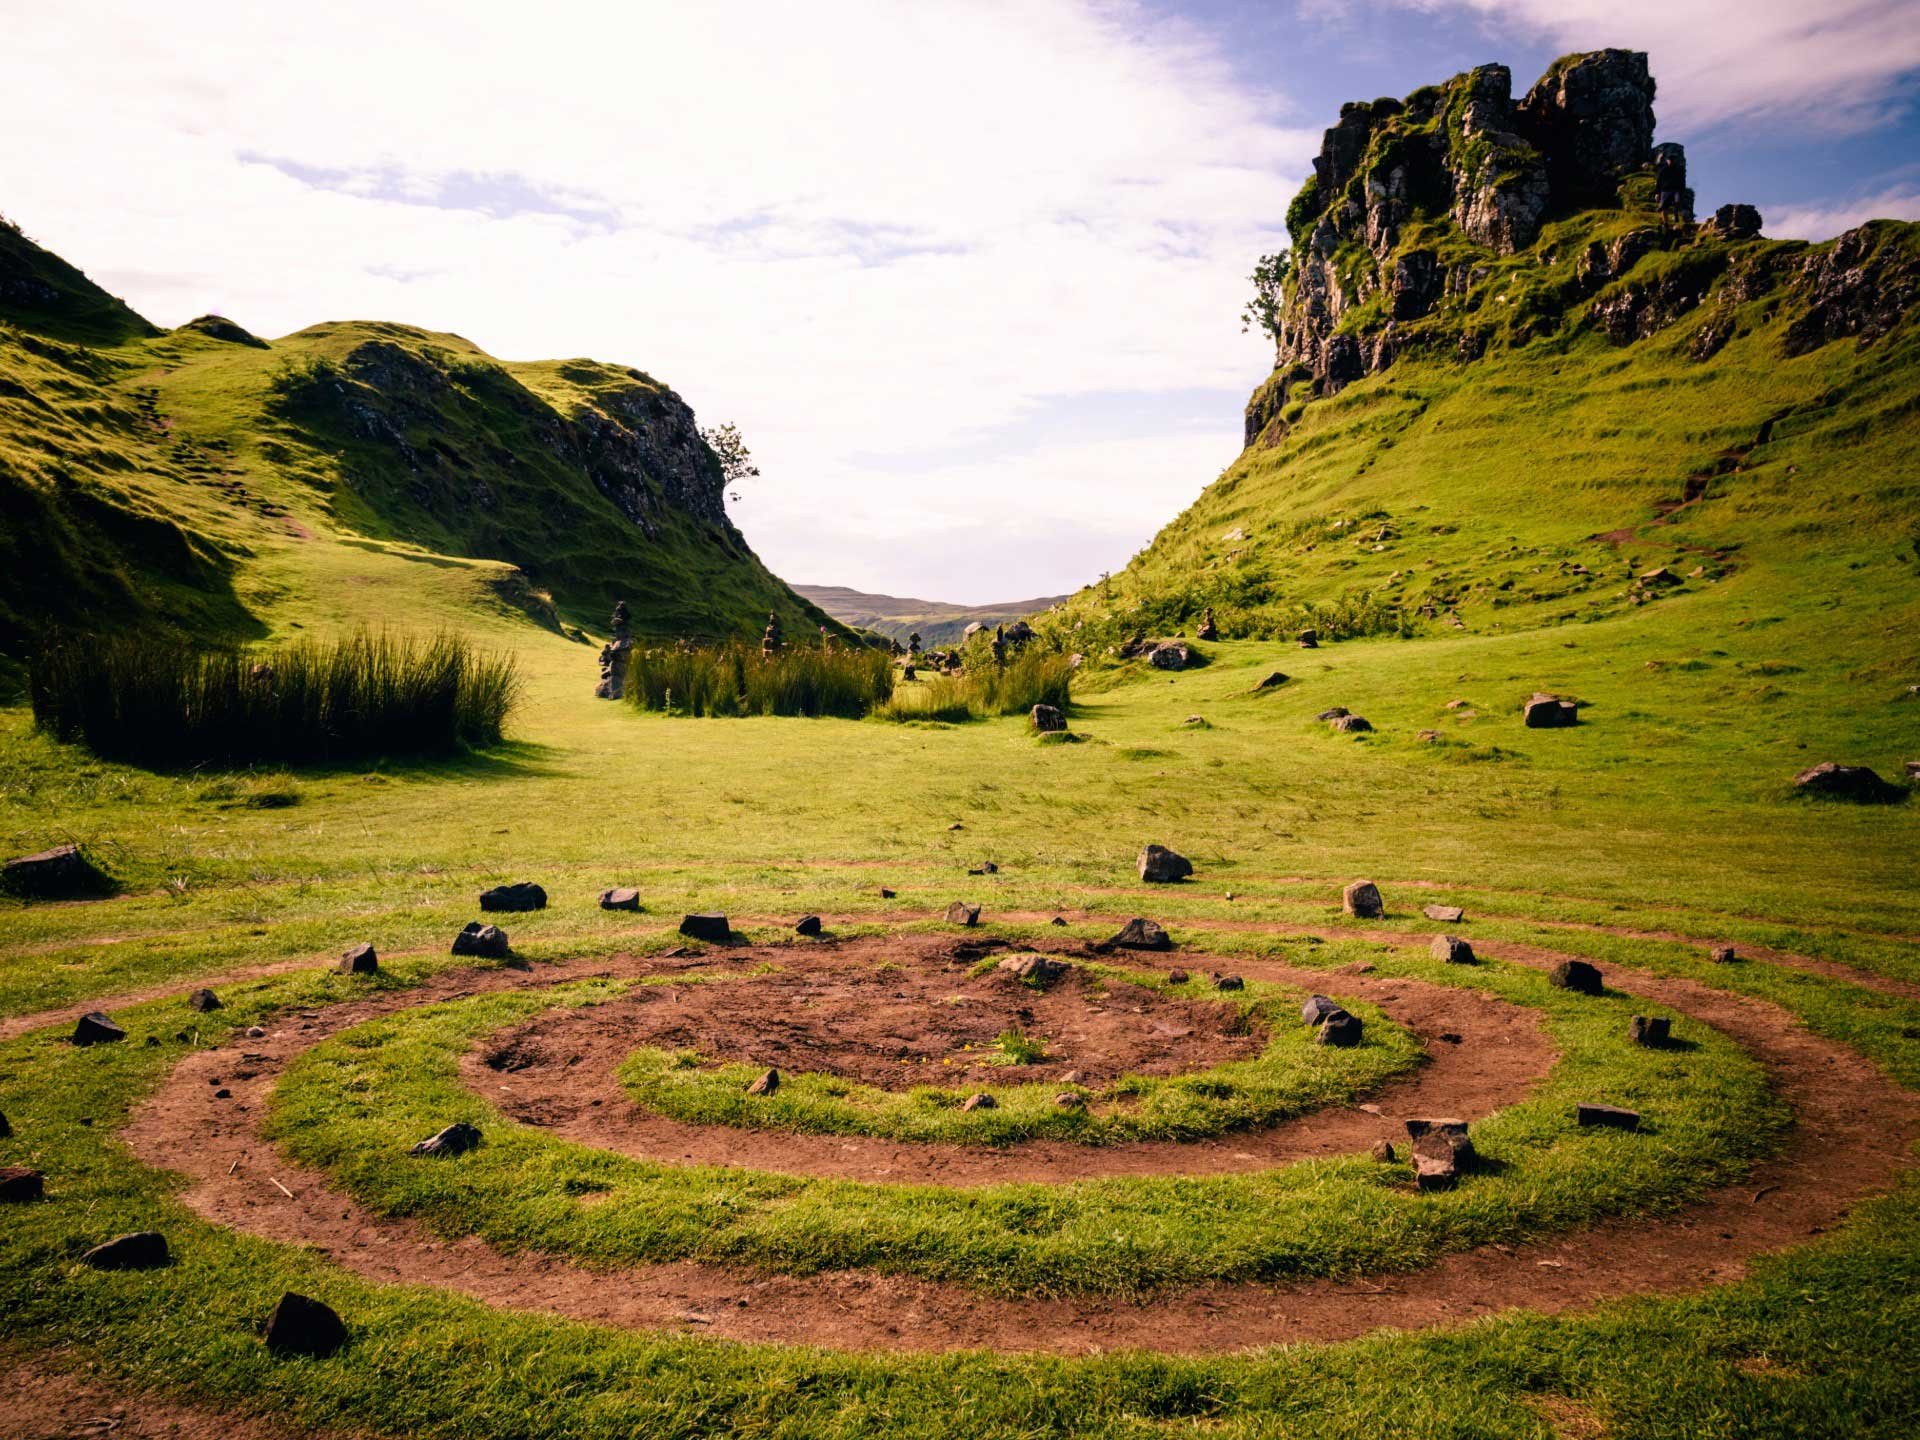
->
[1212,973,1244,991]
[450,924,509,958]
[1709,945,1738,964]
[479,882,547,912]
[961,1093,996,1112]
[1549,959,1603,995]
[679,914,731,943]
[1430,935,1475,964]
[1369,1140,1396,1163]
[878,887,897,899]
[1792,762,1901,803]
[1030,704,1066,733]
[1330,715,1374,733]
[1343,880,1384,918]
[1107,917,1171,951]
[746,1068,780,1096]
[998,954,1069,985]
[1138,844,1193,883]
[2,843,111,900]
[1576,1103,1641,1131]
[1316,1013,1363,1047]
[1423,904,1465,923]
[71,1012,125,1047]
[1301,995,1347,1026]
[1628,1015,1671,1047]
[1251,671,1289,692]
[945,902,981,927]
[599,887,641,911]
[0,1166,45,1202]
[1166,968,1190,984]
[82,1231,170,1270]
[794,915,823,937]
[1054,1092,1086,1109]
[409,1122,482,1157]
[1404,1118,1474,1190]
[339,942,379,974]
[265,1292,346,1357]
[187,988,222,1012]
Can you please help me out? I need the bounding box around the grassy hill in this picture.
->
[0,214,838,667]
[794,583,1071,644]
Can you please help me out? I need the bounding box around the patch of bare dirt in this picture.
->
[0,1351,339,1439]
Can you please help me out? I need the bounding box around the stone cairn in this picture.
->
[1196,607,1218,641]
[594,601,633,700]
[903,631,920,681]
[990,624,1007,668]
[761,610,783,657]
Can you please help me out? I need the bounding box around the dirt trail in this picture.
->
[0,1353,338,1440]
[121,933,1920,1355]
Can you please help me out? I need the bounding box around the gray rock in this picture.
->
[678,914,731,943]
[1165,968,1189,984]
[746,1068,780,1096]
[1342,880,1384,918]
[1107,917,1171,951]
[945,902,981,927]
[265,1292,346,1357]
[1315,707,1350,721]
[82,1231,170,1271]
[1298,629,1319,649]
[598,887,641,911]
[1370,1139,1396,1163]
[1030,704,1066,733]
[1576,1102,1641,1131]
[71,1011,125,1046]
[1301,995,1348,1026]
[1054,1091,1086,1109]
[962,1093,996,1112]
[1709,945,1738,964]
[1138,845,1193,883]
[1793,762,1902,803]
[998,954,1068,985]
[1405,1118,1474,1190]
[479,882,547,913]
[2,843,111,900]
[1628,1015,1670,1046]
[1549,959,1603,995]
[339,942,379,974]
[409,1122,482,1157]
[1423,904,1465,922]
[1148,641,1193,671]
[794,915,823,937]
[1330,714,1374,733]
[1524,693,1579,728]
[1317,1013,1363,1047]
[187,988,223,1013]
[0,1165,43,1202]
[1430,935,1475,964]
[1212,973,1245,991]
[1251,671,1290,692]
[450,923,509,958]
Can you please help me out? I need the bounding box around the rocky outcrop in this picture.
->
[1783,223,1920,357]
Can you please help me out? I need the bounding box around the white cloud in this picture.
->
[0,0,1311,602]
[1386,0,1920,133]
[1763,187,1920,240]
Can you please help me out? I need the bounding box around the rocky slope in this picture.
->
[0,217,835,657]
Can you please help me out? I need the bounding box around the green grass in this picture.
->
[874,650,1073,721]
[624,642,893,718]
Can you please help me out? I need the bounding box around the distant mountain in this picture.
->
[793,585,1070,645]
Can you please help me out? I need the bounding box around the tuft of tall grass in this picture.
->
[624,643,892,718]
[873,649,1072,722]
[29,629,520,767]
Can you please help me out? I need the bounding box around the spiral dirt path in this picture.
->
[120,930,1920,1354]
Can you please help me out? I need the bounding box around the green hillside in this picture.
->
[794,583,1072,644]
[0,214,837,665]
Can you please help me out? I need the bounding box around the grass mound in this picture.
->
[624,642,893,718]
[28,627,519,767]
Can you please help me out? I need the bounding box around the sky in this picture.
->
[3,1,1918,604]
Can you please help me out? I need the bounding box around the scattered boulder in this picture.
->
[409,1122,481,1157]
[1405,1118,1474,1191]
[1709,945,1738,964]
[1317,1013,1363,1047]
[1576,1102,1642,1131]
[878,887,897,899]
[479,882,547,913]
[1,1166,46,1202]
[998,954,1069,985]
[1444,698,1470,710]
[1628,1015,1671,1047]
[1549,959,1603,995]
[82,1231,170,1270]
[1298,628,1319,649]
[71,1011,125,1047]
[1330,714,1374,733]
[1107,917,1172,951]
[1138,845,1193,883]
[1637,566,1681,587]
[1,843,111,900]
[1703,203,1762,241]
[1416,729,1441,743]
[1423,904,1465,923]
[450,924,509,959]
[1054,1091,1087,1109]
[1429,934,1475,964]
[1792,762,1902,803]
[678,914,731,943]
[1030,703,1067,733]
[969,862,1000,875]
[264,1292,346,1357]
[1166,968,1190,984]
[339,942,379,974]
[794,915,823,937]
[598,887,641,911]
[1251,671,1290,692]
[1213,973,1245,992]
[1148,641,1192,671]
[746,1068,780,1096]
[1315,707,1350,721]
[961,1093,996,1112]
[945,902,982,927]
[0,1110,9,1138]
[187,988,223,1013]
[1343,880,1384,918]
[1370,1139,1396,1164]
[1301,995,1348,1026]
[1524,693,1580,728]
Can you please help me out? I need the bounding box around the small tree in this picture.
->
[1240,249,1291,344]
[701,421,760,502]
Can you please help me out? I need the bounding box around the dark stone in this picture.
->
[962,1093,996,1112]
[945,902,981,927]
[1709,945,1738,964]
[1423,904,1465,923]
[1138,845,1193,883]
[71,1011,125,1047]
[1298,629,1319,649]
[879,887,897,899]
[82,1231,170,1270]
[746,1068,780,1096]
[1316,707,1350,721]
[0,1110,9,1138]
[794,915,823,937]
[1342,880,1384,918]
[1793,762,1902,803]
[998,954,1069,985]
[1576,1102,1641,1131]
[479,882,547,913]
[1049,916,1067,926]
[1212,973,1245,991]
[1252,671,1290,692]
[1301,995,1348,1026]
[1370,1139,1396,1163]
[450,923,509,958]
[1405,1118,1474,1190]
[599,887,641,911]
[0,1166,45,1202]
[1628,1015,1671,1047]
[1166,968,1189,984]
[1317,1012,1363,1047]
[1107,917,1172,952]
[2,843,111,900]
[187,988,222,1013]
[1549,959,1604,995]
[264,1292,346,1357]
[1147,641,1192,671]
[1430,934,1475,964]
[1330,714,1374,733]
[1704,203,1762,241]
[339,942,379,974]
[1030,704,1066,733]
[1524,693,1579,728]
[678,914,731,943]
[409,1121,481,1157]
